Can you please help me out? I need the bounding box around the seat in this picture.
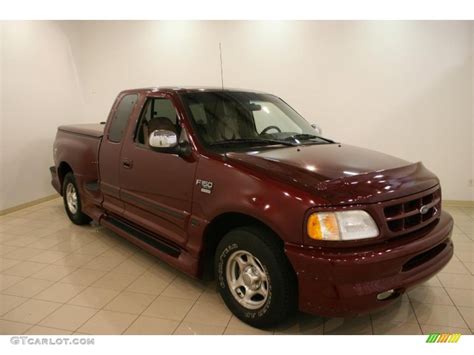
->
[214,115,241,141]
[212,101,243,141]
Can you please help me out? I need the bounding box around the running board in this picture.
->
[103,215,181,257]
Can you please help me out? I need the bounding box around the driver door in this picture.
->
[119,95,197,246]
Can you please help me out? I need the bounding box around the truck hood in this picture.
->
[226,144,439,205]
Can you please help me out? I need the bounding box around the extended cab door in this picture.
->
[99,93,139,216]
[119,94,197,246]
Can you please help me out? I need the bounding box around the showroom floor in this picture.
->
[0,198,473,335]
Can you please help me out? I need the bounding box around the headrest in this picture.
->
[147,116,176,132]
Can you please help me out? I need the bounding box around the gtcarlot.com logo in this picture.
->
[426,333,461,343]
[10,336,95,346]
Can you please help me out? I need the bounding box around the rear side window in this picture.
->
[108,94,138,142]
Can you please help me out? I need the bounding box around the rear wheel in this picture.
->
[215,226,297,328]
[62,172,91,225]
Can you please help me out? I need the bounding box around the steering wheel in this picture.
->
[260,125,282,135]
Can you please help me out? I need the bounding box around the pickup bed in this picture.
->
[51,87,453,327]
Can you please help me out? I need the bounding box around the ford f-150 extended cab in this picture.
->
[50,87,454,328]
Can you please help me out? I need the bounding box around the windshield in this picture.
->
[180,91,331,149]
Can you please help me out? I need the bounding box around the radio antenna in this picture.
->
[219,42,224,90]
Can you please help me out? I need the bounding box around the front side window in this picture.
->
[135,97,182,147]
[108,94,138,142]
[180,91,331,150]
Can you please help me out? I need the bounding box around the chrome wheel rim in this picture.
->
[225,250,269,310]
[66,183,78,214]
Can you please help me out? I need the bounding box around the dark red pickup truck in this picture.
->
[51,87,453,327]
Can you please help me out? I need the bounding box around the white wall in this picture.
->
[74,21,223,120]
[472,22,474,196]
[0,21,85,210]
[0,23,4,207]
[1,21,473,210]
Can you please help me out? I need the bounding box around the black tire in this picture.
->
[215,226,297,328]
[62,172,91,225]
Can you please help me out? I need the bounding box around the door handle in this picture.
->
[122,159,133,169]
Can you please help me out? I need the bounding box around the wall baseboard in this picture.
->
[443,200,474,208]
[0,194,60,216]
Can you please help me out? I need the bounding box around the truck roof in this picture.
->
[119,86,270,95]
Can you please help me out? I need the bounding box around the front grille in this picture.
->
[383,188,441,235]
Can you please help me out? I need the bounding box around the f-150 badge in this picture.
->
[196,179,214,194]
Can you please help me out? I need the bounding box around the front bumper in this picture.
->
[285,211,453,317]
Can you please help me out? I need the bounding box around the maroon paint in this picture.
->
[51,87,453,317]
[119,91,197,246]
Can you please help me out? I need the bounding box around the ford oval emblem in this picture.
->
[419,205,430,215]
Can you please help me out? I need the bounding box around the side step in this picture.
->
[103,215,181,257]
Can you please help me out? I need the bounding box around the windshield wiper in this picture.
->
[210,138,297,147]
[285,134,335,144]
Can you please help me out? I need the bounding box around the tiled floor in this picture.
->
[0,198,473,335]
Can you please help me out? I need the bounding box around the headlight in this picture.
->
[307,210,379,241]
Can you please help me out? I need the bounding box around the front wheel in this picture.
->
[215,226,297,328]
[62,172,91,225]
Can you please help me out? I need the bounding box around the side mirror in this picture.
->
[149,130,178,148]
[149,129,192,158]
[311,123,322,136]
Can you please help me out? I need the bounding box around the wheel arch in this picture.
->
[57,161,73,192]
[199,212,289,279]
